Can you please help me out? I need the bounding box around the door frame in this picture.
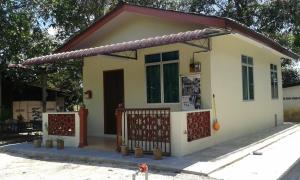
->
[103,69,124,135]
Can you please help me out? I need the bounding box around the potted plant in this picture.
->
[17,114,24,122]
[56,138,64,150]
[45,138,53,148]
[153,146,162,160]
[135,145,143,158]
[33,139,42,148]
[120,140,128,156]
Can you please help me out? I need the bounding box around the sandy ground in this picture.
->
[0,152,213,180]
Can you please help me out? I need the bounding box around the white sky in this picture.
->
[47,27,58,36]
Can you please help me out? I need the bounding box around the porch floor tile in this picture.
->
[1,123,298,176]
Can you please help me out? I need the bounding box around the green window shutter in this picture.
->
[162,51,179,62]
[271,70,274,98]
[270,64,278,99]
[274,71,278,98]
[146,65,161,103]
[242,55,254,100]
[163,63,179,103]
[145,53,161,63]
[242,55,248,64]
[242,65,249,100]
[248,66,254,100]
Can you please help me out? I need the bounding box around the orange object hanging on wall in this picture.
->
[212,94,220,131]
[213,120,220,131]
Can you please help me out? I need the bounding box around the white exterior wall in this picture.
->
[209,34,284,145]
[283,85,300,121]
[82,13,286,155]
[42,112,80,147]
[84,44,211,137]
[83,15,212,137]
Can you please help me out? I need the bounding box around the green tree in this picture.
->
[281,59,300,86]
[0,1,55,118]
[47,61,83,111]
[258,0,300,85]
[35,0,111,41]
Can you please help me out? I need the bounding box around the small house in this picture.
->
[17,4,299,156]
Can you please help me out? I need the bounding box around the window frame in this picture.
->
[241,55,255,101]
[270,64,279,99]
[145,51,180,104]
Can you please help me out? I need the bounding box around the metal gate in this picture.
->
[120,108,171,156]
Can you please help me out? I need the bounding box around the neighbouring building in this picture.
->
[283,83,300,122]
[1,80,65,122]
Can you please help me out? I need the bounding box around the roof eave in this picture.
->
[54,3,300,60]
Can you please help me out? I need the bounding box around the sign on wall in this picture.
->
[181,74,201,110]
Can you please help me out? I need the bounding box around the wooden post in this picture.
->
[79,106,88,147]
[115,103,124,152]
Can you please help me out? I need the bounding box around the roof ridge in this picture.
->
[53,3,299,60]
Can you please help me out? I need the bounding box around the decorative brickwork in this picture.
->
[48,114,75,136]
[187,111,210,142]
[123,108,171,156]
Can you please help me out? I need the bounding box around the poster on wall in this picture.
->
[181,74,201,111]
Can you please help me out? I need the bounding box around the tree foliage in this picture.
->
[1,0,300,111]
[0,1,55,81]
[281,58,300,86]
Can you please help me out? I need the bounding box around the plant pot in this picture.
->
[120,145,129,156]
[153,147,162,160]
[135,147,143,158]
[45,140,53,148]
[33,139,41,148]
[57,139,64,150]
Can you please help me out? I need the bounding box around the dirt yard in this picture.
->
[0,152,212,180]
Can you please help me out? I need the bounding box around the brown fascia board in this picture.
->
[56,3,299,60]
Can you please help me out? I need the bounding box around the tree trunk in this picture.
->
[41,71,47,113]
[0,73,2,117]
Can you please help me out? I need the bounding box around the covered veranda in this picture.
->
[10,28,230,156]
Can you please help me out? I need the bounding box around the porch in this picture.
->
[15,26,229,157]
[42,107,212,156]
